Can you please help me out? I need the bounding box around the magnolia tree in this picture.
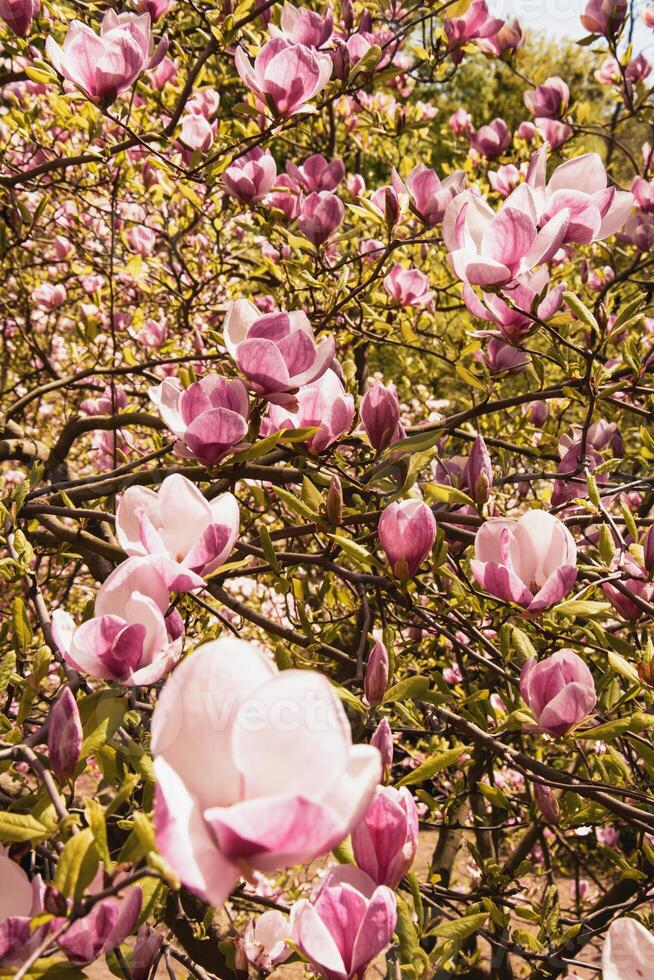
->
[3,0,654,976]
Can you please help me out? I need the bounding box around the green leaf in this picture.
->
[332,838,355,863]
[383,675,430,704]
[477,782,511,811]
[272,486,318,521]
[423,482,475,508]
[575,718,632,740]
[259,526,279,573]
[564,292,599,331]
[84,798,111,869]
[553,599,611,618]
[54,828,99,900]
[608,651,641,686]
[430,912,488,941]
[395,894,423,969]
[0,810,49,843]
[11,598,32,654]
[78,692,127,759]
[397,744,470,787]
[384,428,442,458]
[0,651,16,693]
[329,533,377,568]
[331,682,366,714]
[18,957,86,980]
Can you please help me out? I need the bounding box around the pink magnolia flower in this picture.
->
[444,1,504,62]
[48,688,82,780]
[603,917,654,980]
[187,87,220,118]
[0,849,46,965]
[243,911,292,972]
[135,0,172,23]
[351,785,419,888]
[33,282,66,310]
[378,499,437,579]
[525,146,634,246]
[392,164,465,226]
[223,148,277,204]
[57,874,142,964]
[488,164,521,197]
[266,173,302,220]
[535,118,573,150]
[602,553,654,620]
[471,510,578,612]
[523,76,569,118]
[269,2,333,47]
[516,120,537,142]
[51,557,204,685]
[180,114,216,152]
[149,375,249,463]
[478,19,524,57]
[286,153,344,191]
[149,53,176,88]
[450,107,473,134]
[0,0,38,35]
[595,55,621,84]
[383,263,433,307]
[46,11,167,105]
[442,188,569,288]
[550,420,622,507]
[626,53,652,83]
[617,212,654,251]
[581,0,627,35]
[520,650,596,737]
[81,384,127,415]
[134,316,167,348]
[262,369,354,454]
[463,268,565,342]
[291,865,396,980]
[468,118,511,158]
[632,176,654,211]
[127,225,155,254]
[116,474,239,576]
[151,638,381,906]
[360,380,404,452]
[297,190,344,245]
[223,298,335,404]
[235,37,332,117]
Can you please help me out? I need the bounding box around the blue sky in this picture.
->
[492,0,653,51]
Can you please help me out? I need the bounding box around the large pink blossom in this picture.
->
[151,638,381,906]
[235,37,332,117]
[46,11,167,104]
[471,510,577,611]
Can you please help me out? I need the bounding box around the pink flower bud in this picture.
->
[465,435,492,505]
[468,118,511,159]
[364,640,389,706]
[533,782,560,824]
[371,718,393,776]
[449,108,472,134]
[0,0,39,35]
[581,0,627,35]
[378,499,436,579]
[523,76,569,119]
[644,525,654,575]
[525,400,548,426]
[520,650,596,737]
[326,474,343,526]
[351,785,418,889]
[360,381,401,452]
[132,925,163,980]
[297,191,344,246]
[48,688,83,781]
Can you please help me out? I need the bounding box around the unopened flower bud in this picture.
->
[330,38,350,81]
[466,435,493,506]
[364,640,389,706]
[534,782,560,824]
[644,525,654,575]
[326,474,343,526]
[371,718,393,780]
[47,688,82,781]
